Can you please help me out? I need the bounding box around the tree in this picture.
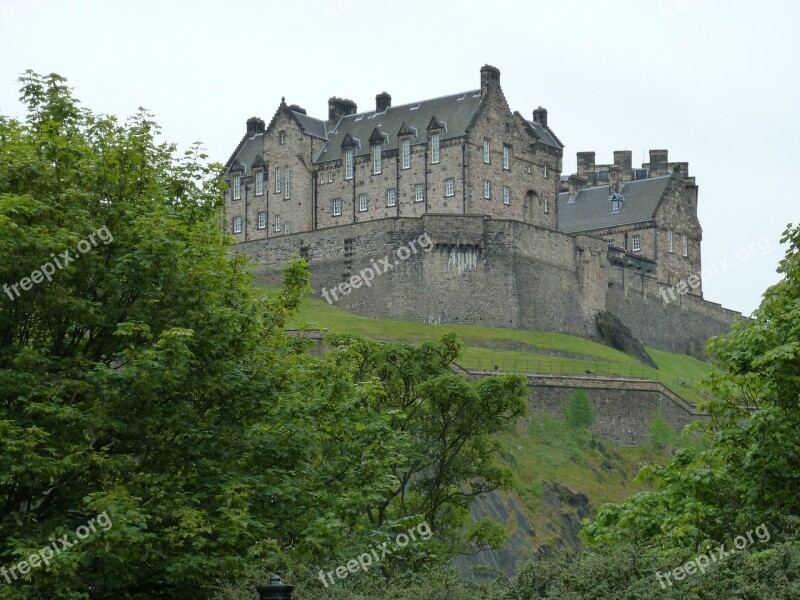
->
[563,388,594,431]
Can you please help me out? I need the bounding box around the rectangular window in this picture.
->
[232,216,242,234]
[503,185,510,205]
[373,145,382,174]
[415,183,424,202]
[319,173,324,185]
[503,145,510,170]
[233,176,241,200]
[328,172,334,183]
[274,215,281,232]
[333,198,342,216]
[359,193,368,212]
[387,188,396,207]
[608,239,615,247]
[431,133,440,164]
[544,164,548,179]
[284,222,291,235]
[668,230,674,253]
[544,197,549,214]
[345,149,354,180]
[402,139,411,169]
[284,167,291,199]
[275,168,281,193]
[483,139,490,163]
[683,234,688,257]
[632,235,641,251]
[445,178,455,197]
[257,211,266,229]
[483,180,491,199]
[255,172,264,196]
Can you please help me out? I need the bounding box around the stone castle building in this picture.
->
[222,65,738,356]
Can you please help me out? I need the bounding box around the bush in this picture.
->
[564,388,594,431]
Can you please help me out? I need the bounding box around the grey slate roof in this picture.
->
[557,175,671,233]
[315,89,485,163]
[525,120,563,149]
[225,133,263,175]
[291,110,327,140]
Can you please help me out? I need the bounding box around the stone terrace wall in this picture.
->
[606,261,741,357]
[234,215,606,337]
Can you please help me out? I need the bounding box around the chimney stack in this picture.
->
[328,97,358,126]
[375,92,391,112]
[480,64,501,96]
[246,116,265,136]
[613,150,632,180]
[649,149,669,176]
[609,165,622,193]
[568,175,587,200]
[532,106,548,128]
[576,151,596,179]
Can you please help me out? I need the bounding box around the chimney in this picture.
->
[568,175,587,200]
[576,151,595,179]
[246,116,265,136]
[608,165,622,193]
[480,64,501,96]
[532,106,548,128]
[649,149,669,176]
[613,150,632,180]
[327,97,358,126]
[375,91,391,112]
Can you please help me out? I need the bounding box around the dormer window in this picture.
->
[610,192,624,212]
[373,144,382,174]
[232,175,241,200]
[431,133,440,164]
[612,199,621,212]
[255,172,264,196]
[345,149,354,179]
[402,139,411,169]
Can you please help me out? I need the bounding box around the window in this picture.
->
[233,176,241,200]
[328,172,334,183]
[333,198,342,216]
[503,185,510,205]
[611,199,621,212]
[445,178,455,197]
[284,167,291,199]
[682,234,688,257]
[359,193,368,212]
[431,133,440,164]
[319,173,324,185]
[597,170,609,181]
[483,139,490,163]
[503,145,510,170]
[257,211,266,229]
[279,131,286,144]
[255,172,264,196]
[668,230,674,253]
[483,180,491,199]
[402,139,411,169]
[544,197,549,213]
[415,184,424,202]
[345,149,354,180]
[274,215,281,232]
[632,235,641,251]
[373,144,382,174]
[284,222,291,235]
[544,164,548,179]
[387,188,396,207]
[275,168,281,193]
[232,216,242,234]
[607,239,616,247]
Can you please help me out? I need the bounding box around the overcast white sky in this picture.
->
[1,0,797,316]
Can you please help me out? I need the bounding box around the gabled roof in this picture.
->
[557,175,672,233]
[315,89,484,163]
[291,110,327,140]
[224,133,263,174]
[525,119,563,150]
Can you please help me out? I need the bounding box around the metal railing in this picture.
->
[456,357,653,378]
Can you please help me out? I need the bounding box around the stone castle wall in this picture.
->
[235,214,739,356]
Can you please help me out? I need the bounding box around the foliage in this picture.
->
[647,412,677,448]
[563,388,594,432]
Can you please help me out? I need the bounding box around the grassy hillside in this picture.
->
[290,296,716,404]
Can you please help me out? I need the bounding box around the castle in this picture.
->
[223,65,739,357]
